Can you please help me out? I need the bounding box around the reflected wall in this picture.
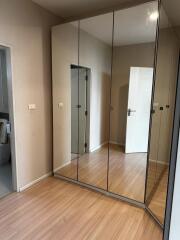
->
[52,21,79,180]
[78,13,113,189]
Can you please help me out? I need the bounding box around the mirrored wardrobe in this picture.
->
[52,0,180,230]
[145,0,180,226]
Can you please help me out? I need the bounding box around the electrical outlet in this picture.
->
[28,104,36,110]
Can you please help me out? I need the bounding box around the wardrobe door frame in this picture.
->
[163,53,180,240]
[144,0,180,231]
[144,0,161,221]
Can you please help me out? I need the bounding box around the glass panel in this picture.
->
[146,2,180,225]
[78,13,113,190]
[52,21,79,180]
[108,1,158,202]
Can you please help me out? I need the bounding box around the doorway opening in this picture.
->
[125,67,153,153]
[0,45,16,198]
[71,64,90,160]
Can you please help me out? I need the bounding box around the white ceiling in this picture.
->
[32,0,180,27]
[77,2,158,46]
[32,0,151,19]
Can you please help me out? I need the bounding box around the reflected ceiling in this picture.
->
[32,0,152,18]
[77,2,158,46]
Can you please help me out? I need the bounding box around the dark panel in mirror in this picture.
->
[78,13,113,190]
[108,1,158,202]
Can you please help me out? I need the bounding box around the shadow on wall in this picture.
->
[110,83,128,146]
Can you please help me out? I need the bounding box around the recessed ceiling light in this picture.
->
[149,11,159,21]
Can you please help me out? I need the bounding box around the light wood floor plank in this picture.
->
[0,177,162,240]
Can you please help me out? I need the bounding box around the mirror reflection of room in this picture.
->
[53,21,79,180]
[53,2,160,200]
[77,13,113,189]
[49,0,180,236]
[108,1,158,202]
[146,2,180,225]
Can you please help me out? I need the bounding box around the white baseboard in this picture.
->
[19,172,52,192]
[53,161,71,172]
[149,159,169,166]
[109,141,125,147]
[90,141,108,153]
[90,141,125,152]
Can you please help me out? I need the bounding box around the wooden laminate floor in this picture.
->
[57,144,147,202]
[0,177,163,240]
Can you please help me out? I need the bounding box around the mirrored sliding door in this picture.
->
[52,2,177,209]
[146,1,180,225]
[77,13,113,190]
[108,1,158,202]
[52,21,79,180]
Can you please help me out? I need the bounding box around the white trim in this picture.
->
[149,158,169,166]
[53,161,71,172]
[109,141,125,147]
[19,172,52,192]
[90,141,108,153]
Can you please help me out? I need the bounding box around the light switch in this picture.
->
[28,104,36,110]
[153,102,159,107]
[58,102,64,108]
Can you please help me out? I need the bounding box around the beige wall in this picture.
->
[110,42,155,145]
[0,0,61,189]
[52,23,111,170]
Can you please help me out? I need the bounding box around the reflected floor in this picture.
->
[56,159,78,180]
[56,144,147,202]
[109,144,147,202]
[148,168,168,224]
[146,161,157,199]
[78,145,108,190]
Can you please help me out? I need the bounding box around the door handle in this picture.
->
[6,123,11,134]
[76,105,81,108]
[127,108,136,116]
